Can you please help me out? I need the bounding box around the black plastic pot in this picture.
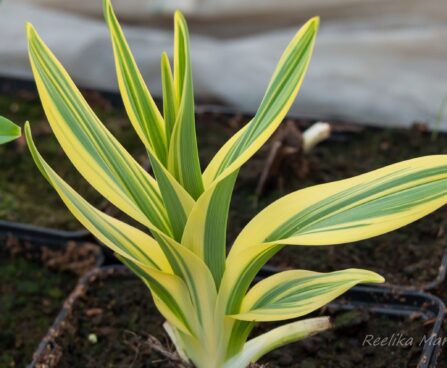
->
[0,220,92,244]
[328,286,445,368]
[30,265,445,368]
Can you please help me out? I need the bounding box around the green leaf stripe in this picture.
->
[118,255,196,334]
[203,172,238,286]
[168,12,204,200]
[154,232,216,328]
[233,269,383,321]
[213,22,317,179]
[104,0,197,242]
[161,52,177,142]
[254,273,368,310]
[223,244,284,314]
[104,0,168,163]
[150,156,190,241]
[28,27,172,235]
[25,123,166,271]
[266,166,447,241]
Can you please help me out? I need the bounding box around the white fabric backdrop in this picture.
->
[1,0,447,128]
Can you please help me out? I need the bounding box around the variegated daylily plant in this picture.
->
[24,1,447,367]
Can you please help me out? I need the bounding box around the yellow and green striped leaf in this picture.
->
[150,157,195,241]
[161,52,177,142]
[220,156,447,318]
[233,156,447,252]
[231,269,383,321]
[152,231,221,356]
[182,172,238,286]
[0,116,21,144]
[103,0,167,163]
[27,24,173,236]
[153,232,217,335]
[219,243,284,315]
[224,317,330,368]
[103,0,195,239]
[203,17,319,188]
[118,255,200,336]
[181,16,317,287]
[25,122,170,272]
[26,122,199,335]
[168,11,204,199]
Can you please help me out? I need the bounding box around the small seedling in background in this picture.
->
[0,116,21,145]
[23,0,447,366]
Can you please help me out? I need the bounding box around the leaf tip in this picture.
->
[373,274,386,283]
[161,51,170,62]
[24,121,31,139]
[310,16,320,30]
[174,10,184,21]
[174,10,187,29]
[360,269,385,284]
[25,22,36,40]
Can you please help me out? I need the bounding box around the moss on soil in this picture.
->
[0,231,100,368]
[0,253,76,368]
[50,271,428,367]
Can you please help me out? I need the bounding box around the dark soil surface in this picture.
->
[42,269,430,368]
[0,235,99,368]
[1,90,446,286]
